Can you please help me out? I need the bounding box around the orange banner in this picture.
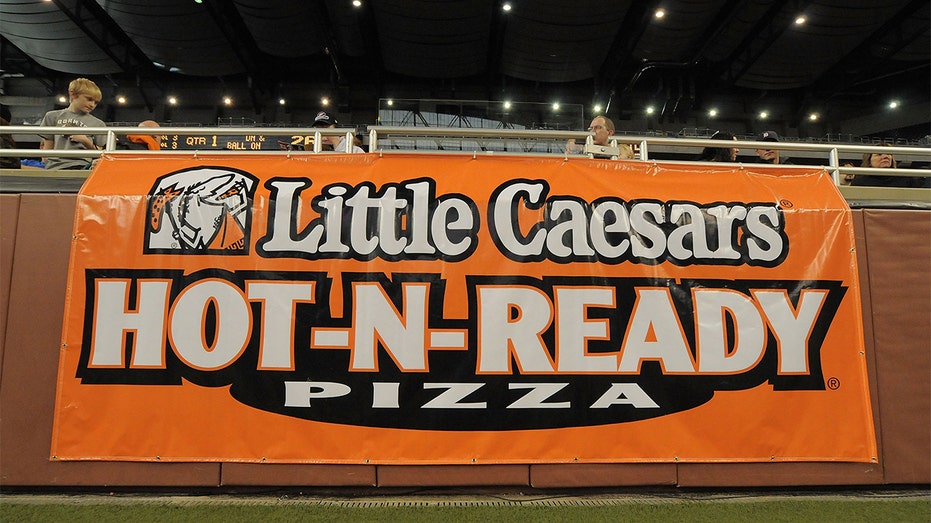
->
[52,153,876,463]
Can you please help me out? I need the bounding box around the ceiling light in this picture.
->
[888,100,899,109]
[503,101,512,109]
[808,113,819,121]
[552,102,560,111]
[278,98,286,106]
[194,0,203,4]
[321,97,330,106]
[168,96,178,105]
[708,108,718,117]
[223,96,233,106]
[794,16,806,25]
[502,2,512,12]
[386,99,394,106]
[352,0,362,7]
[593,104,602,113]
[117,95,127,104]
[759,111,769,119]
[654,9,665,19]
[646,106,655,115]
[57,95,67,104]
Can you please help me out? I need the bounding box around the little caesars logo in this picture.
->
[145,167,257,254]
[77,173,846,430]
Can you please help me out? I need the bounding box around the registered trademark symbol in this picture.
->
[779,199,794,208]
[826,377,841,390]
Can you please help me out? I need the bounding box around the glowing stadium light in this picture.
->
[552,102,560,111]
[759,111,769,119]
[593,104,602,113]
[655,9,665,19]
[808,113,819,121]
[168,96,178,106]
[708,108,718,117]
[57,95,67,104]
[321,97,330,106]
[352,0,362,7]
[278,98,286,106]
[888,100,899,109]
[794,15,807,25]
[503,101,512,109]
[645,106,655,115]
[502,3,512,12]
[116,95,127,104]
[223,96,233,106]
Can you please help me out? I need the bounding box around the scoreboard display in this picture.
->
[159,133,318,150]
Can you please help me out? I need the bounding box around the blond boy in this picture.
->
[39,78,107,169]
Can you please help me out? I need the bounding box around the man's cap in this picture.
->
[313,111,337,127]
[758,130,779,142]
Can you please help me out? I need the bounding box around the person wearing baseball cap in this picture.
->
[308,111,363,153]
[754,130,791,165]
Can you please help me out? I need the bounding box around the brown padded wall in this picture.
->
[0,195,220,486]
[861,209,931,484]
[0,195,20,375]
[0,199,928,488]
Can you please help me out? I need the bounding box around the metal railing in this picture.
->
[1,125,929,202]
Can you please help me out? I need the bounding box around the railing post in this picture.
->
[828,148,840,184]
[369,128,378,152]
[640,139,649,161]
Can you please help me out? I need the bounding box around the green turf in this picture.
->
[2,499,929,523]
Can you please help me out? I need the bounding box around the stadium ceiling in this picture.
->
[1,0,928,137]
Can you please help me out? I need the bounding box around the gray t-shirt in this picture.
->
[39,109,107,169]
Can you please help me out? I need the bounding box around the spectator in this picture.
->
[38,78,107,169]
[309,111,363,153]
[754,130,792,164]
[697,131,739,162]
[117,120,162,150]
[838,163,856,186]
[566,115,634,159]
[0,104,20,169]
[851,144,930,188]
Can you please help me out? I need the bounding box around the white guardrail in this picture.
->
[1,125,929,196]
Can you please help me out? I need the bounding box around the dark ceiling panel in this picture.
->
[233,0,325,57]
[500,0,628,83]
[372,0,492,79]
[734,1,913,89]
[98,0,244,76]
[323,0,366,58]
[0,0,119,74]
[632,0,729,63]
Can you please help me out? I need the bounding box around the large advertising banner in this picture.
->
[52,153,876,463]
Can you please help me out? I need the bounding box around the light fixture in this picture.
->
[502,2,512,12]
[654,9,665,19]
[57,95,67,104]
[759,111,769,119]
[386,99,394,106]
[168,96,178,106]
[552,102,560,111]
[593,104,602,113]
[888,100,899,109]
[708,108,718,117]
[278,98,286,106]
[503,101,512,109]
[116,95,127,104]
[352,0,362,7]
[646,106,655,115]
[794,15,806,25]
[808,113,819,121]
[321,97,330,106]
[223,96,233,106]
